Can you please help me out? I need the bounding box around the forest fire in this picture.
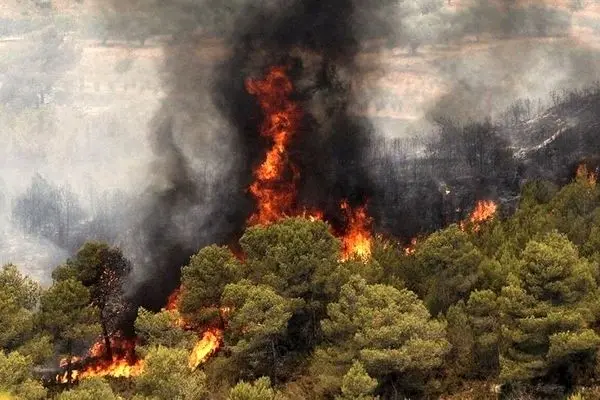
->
[61,357,144,382]
[62,66,374,382]
[165,287,181,311]
[577,164,597,186]
[245,66,302,225]
[340,201,373,261]
[188,329,223,369]
[160,286,223,369]
[56,336,144,383]
[246,66,374,260]
[460,200,498,232]
[162,287,188,328]
[404,238,418,255]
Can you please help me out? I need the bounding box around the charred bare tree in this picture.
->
[12,175,86,250]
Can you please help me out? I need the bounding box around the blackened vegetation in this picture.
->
[12,175,86,251]
[517,85,600,183]
[367,119,518,240]
[367,85,600,242]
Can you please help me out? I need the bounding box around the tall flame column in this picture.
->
[245,66,302,225]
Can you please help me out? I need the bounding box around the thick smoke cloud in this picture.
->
[2,0,597,289]
[86,0,600,309]
[120,112,242,306]
[210,0,379,224]
[104,0,390,308]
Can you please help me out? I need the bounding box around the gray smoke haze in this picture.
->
[0,10,159,282]
[92,0,599,303]
[2,0,600,293]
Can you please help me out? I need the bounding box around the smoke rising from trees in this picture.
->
[38,0,592,308]
[3,0,600,300]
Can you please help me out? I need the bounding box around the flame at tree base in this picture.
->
[161,286,224,370]
[56,336,144,383]
[244,67,374,262]
[189,329,223,370]
[56,358,145,383]
[460,200,498,232]
[245,66,302,226]
[577,163,597,186]
[404,238,418,255]
[166,287,182,311]
[55,327,222,384]
[340,201,373,261]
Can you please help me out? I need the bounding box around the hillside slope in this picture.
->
[513,87,600,183]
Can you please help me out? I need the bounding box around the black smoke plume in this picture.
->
[211,0,376,229]
[93,0,600,313]
[115,0,388,310]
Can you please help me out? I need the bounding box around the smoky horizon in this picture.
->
[1,0,600,305]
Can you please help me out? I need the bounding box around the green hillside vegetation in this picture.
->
[3,169,600,399]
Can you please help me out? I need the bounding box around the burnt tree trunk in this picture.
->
[101,315,113,360]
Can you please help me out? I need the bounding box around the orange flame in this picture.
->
[245,67,375,261]
[246,66,302,225]
[73,358,144,381]
[340,201,373,261]
[56,336,144,383]
[576,164,597,187]
[188,329,223,369]
[404,238,418,255]
[165,287,181,311]
[59,356,82,368]
[164,288,225,369]
[162,286,188,328]
[56,287,227,384]
[460,200,497,232]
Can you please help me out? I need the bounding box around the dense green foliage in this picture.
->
[133,346,207,399]
[55,378,117,400]
[5,174,600,398]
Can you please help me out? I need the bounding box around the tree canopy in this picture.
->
[4,173,600,398]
